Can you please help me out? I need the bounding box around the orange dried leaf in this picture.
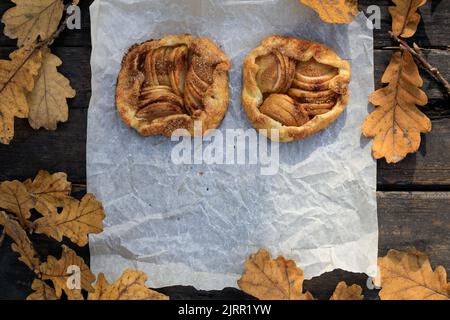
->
[238,249,313,300]
[0,46,42,144]
[362,49,431,163]
[390,0,427,38]
[23,170,72,216]
[0,180,33,227]
[33,194,105,247]
[27,47,76,130]
[300,0,358,24]
[330,282,364,300]
[377,249,449,300]
[39,245,95,300]
[27,279,58,300]
[2,0,65,47]
[0,211,40,272]
[88,270,169,300]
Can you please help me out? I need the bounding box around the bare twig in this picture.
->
[0,228,5,247]
[36,4,75,49]
[389,31,450,96]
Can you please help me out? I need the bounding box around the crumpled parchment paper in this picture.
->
[87,0,377,290]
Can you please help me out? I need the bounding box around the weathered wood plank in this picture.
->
[0,0,449,301]
[0,110,87,184]
[1,190,447,300]
[378,191,450,270]
[374,49,450,101]
[378,117,450,189]
[1,104,449,187]
[0,0,448,48]
[360,0,450,49]
[1,46,447,112]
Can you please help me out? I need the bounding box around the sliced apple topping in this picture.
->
[255,51,295,94]
[259,94,309,127]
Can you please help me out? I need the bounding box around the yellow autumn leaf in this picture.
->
[362,49,431,163]
[330,282,364,300]
[2,0,65,47]
[27,279,58,300]
[390,0,427,38]
[39,245,95,300]
[0,180,33,227]
[299,0,358,24]
[27,47,76,130]
[238,249,313,300]
[0,46,42,145]
[377,249,449,300]
[23,170,72,216]
[88,270,169,300]
[33,194,105,247]
[0,211,40,272]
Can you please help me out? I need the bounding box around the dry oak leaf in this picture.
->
[300,0,358,24]
[88,270,169,300]
[238,249,313,300]
[330,282,364,300]
[0,211,40,272]
[33,193,105,247]
[390,0,427,38]
[27,47,76,130]
[362,49,431,163]
[27,279,58,300]
[39,245,95,300]
[0,180,33,227]
[0,46,42,145]
[23,170,72,216]
[2,0,65,47]
[377,249,449,300]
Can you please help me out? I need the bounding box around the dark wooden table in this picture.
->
[0,0,449,300]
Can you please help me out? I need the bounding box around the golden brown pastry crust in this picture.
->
[242,35,351,142]
[116,34,231,137]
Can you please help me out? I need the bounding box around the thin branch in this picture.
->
[0,228,5,248]
[389,31,450,96]
[36,3,76,49]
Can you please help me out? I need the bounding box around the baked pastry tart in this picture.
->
[242,35,351,142]
[116,34,231,137]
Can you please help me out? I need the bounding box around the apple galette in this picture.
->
[242,35,351,142]
[116,34,231,137]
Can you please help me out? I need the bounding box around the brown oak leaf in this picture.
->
[238,249,313,300]
[2,0,65,47]
[300,0,358,24]
[27,279,58,300]
[39,245,95,300]
[390,0,427,38]
[33,194,105,247]
[377,249,449,300]
[0,211,40,272]
[23,170,72,216]
[0,46,42,144]
[88,270,169,300]
[27,47,76,130]
[362,49,431,163]
[0,180,33,227]
[330,281,364,300]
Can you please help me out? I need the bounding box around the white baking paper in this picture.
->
[87,0,377,290]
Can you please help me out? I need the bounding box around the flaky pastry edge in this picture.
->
[116,34,231,137]
[242,35,351,142]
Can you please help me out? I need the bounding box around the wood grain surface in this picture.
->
[0,0,449,300]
